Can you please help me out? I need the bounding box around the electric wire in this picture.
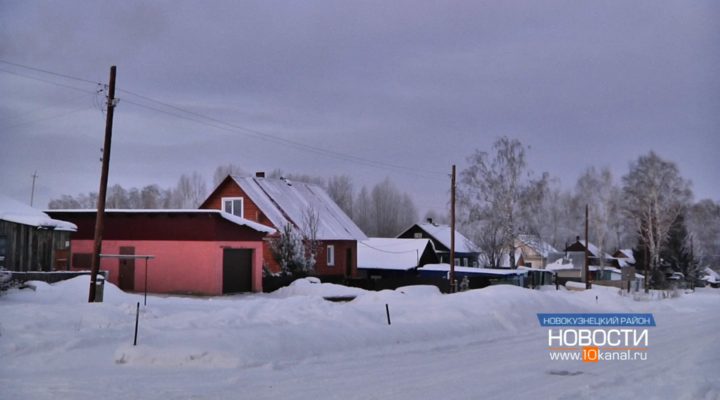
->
[1,60,449,180]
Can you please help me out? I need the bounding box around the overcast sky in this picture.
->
[1,1,718,215]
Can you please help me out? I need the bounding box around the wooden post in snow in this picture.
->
[450,165,456,293]
[89,66,117,303]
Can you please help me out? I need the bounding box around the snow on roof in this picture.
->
[702,267,719,283]
[232,176,367,241]
[1,195,76,231]
[45,209,275,234]
[545,259,575,271]
[358,238,433,271]
[410,223,476,253]
[516,234,558,257]
[620,249,635,264]
[577,240,613,260]
[419,263,528,276]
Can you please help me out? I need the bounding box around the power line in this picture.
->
[1,60,449,180]
[0,105,94,130]
[119,89,447,179]
[0,67,100,95]
[0,59,100,85]
[0,91,92,123]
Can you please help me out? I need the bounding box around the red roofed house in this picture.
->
[47,209,274,295]
[200,174,367,277]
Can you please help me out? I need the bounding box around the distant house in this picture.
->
[612,249,635,267]
[46,209,274,295]
[397,219,480,267]
[564,237,618,267]
[357,238,438,278]
[515,234,558,268]
[200,174,367,278]
[1,195,76,271]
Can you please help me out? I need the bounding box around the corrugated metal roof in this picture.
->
[232,176,367,241]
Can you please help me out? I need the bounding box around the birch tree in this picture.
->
[458,137,536,267]
[622,152,692,287]
[575,167,615,268]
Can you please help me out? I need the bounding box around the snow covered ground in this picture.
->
[1,277,718,400]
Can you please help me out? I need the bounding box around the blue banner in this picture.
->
[537,313,656,327]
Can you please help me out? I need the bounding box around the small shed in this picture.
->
[1,195,76,271]
[47,209,274,295]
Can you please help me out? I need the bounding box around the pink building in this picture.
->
[47,210,275,295]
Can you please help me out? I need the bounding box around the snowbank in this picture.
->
[1,275,718,399]
[269,277,367,298]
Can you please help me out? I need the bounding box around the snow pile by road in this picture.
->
[1,276,718,400]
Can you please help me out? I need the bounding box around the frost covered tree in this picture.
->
[270,224,310,276]
[270,206,322,276]
[686,199,720,271]
[622,152,692,288]
[575,167,615,268]
[458,137,544,268]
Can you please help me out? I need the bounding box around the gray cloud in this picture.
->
[1,0,718,212]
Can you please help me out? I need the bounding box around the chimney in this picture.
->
[255,172,265,178]
[426,218,433,224]
[576,236,581,243]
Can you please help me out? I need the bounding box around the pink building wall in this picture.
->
[72,240,264,295]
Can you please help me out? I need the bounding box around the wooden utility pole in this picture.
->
[450,165,456,293]
[89,66,117,303]
[30,171,38,207]
[584,204,590,290]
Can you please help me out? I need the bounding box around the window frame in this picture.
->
[221,197,244,218]
[327,245,335,267]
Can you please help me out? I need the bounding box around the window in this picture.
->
[222,197,244,218]
[413,232,422,239]
[327,245,335,267]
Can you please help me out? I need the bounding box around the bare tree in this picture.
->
[140,184,162,208]
[300,206,321,271]
[327,175,354,219]
[622,152,692,287]
[173,172,208,208]
[353,186,375,235]
[213,163,247,186]
[106,184,128,209]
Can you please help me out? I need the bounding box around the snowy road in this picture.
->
[1,278,718,399]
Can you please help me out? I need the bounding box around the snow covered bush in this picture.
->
[270,224,316,276]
